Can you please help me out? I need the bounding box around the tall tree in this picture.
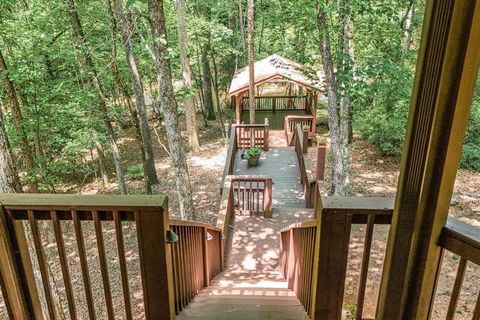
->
[0,113,22,193]
[0,49,38,192]
[147,0,195,219]
[317,2,351,196]
[64,0,127,194]
[111,0,160,192]
[175,0,200,152]
[201,42,215,121]
[247,0,255,124]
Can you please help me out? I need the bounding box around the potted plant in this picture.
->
[242,147,262,166]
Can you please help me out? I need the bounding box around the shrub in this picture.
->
[127,164,144,181]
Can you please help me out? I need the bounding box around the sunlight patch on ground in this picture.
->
[189,147,226,169]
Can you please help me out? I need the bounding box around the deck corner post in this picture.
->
[135,204,175,319]
[302,126,309,154]
[264,178,273,218]
[313,206,351,320]
[316,144,326,181]
[0,206,42,320]
[201,227,210,287]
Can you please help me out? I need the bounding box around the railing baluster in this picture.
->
[92,210,115,319]
[72,210,96,320]
[171,226,180,314]
[113,210,132,320]
[446,257,468,320]
[356,214,375,320]
[27,210,56,320]
[51,210,77,320]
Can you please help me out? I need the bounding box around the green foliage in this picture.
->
[460,96,480,170]
[126,164,144,181]
[243,147,262,160]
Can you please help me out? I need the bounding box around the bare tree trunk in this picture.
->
[400,0,415,65]
[210,50,226,138]
[317,2,351,196]
[201,43,216,121]
[0,49,38,192]
[147,0,195,220]
[65,0,127,194]
[0,113,22,193]
[247,0,255,124]
[95,140,110,188]
[238,1,246,54]
[111,0,160,192]
[175,0,201,152]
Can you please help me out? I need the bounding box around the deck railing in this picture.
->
[232,176,272,218]
[292,124,316,208]
[242,95,307,112]
[285,115,315,146]
[0,194,223,319]
[236,124,269,150]
[280,220,317,317]
[281,190,480,320]
[169,220,223,315]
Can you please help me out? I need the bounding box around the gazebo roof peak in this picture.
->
[228,54,325,96]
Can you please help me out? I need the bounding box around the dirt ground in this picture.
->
[1,117,478,319]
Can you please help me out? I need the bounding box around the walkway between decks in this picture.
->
[178,131,313,319]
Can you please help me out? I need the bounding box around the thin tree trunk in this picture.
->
[210,50,226,138]
[247,0,255,124]
[147,0,195,220]
[111,0,160,192]
[0,49,38,192]
[0,113,22,193]
[239,1,246,54]
[65,0,127,194]
[175,0,201,152]
[317,2,351,196]
[95,140,110,188]
[400,0,415,65]
[201,43,216,121]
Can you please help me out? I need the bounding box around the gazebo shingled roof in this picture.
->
[228,54,325,96]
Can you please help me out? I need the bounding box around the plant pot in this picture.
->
[247,156,260,167]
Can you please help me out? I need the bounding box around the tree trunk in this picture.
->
[0,114,22,193]
[111,0,160,191]
[175,0,201,152]
[210,50,226,138]
[0,49,38,192]
[95,141,110,188]
[400,0,415,65]
[317,2,351,196]
[147,0,195,220]
[247,0,255,124]
[65,0,127,194]
[201,43,215,121]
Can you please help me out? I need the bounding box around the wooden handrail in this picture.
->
[280,220,317,233]
[0,194,175,319]
[439,217,480,265]
[170,219,223,232]
[221,125,238,191]
[292,124,316,208]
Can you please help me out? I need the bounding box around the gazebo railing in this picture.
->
[241,95,307,112]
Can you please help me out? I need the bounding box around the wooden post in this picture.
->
[272,97,276,113]
[0,208,43,319]
[377,1,480,319]
[313,206,352,319]
[302,126,309,154]
[312,94,318,136]
[316,144,326,181]
[264,118,269,151]
[201,227,210,287]
[264,178,273,218]
[135,202,175,319]
[235,93,243,124]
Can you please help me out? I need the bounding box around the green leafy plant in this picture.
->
[127,164,144,181]
[243,147,262,160]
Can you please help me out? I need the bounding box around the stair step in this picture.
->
[189,295,301,305]
[177,307,309,320]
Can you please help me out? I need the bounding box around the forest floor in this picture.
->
[14,116,478,320]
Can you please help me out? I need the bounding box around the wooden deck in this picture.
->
[233,147,305,208]
[178,142,313,319]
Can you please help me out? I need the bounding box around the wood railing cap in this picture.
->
[0,193,168,211]
[321,196,395,213]
[170,219,222,232]
[280,220,317,233]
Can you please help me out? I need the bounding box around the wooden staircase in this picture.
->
[177,203,314,319]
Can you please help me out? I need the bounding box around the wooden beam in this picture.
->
[377,1,480,319]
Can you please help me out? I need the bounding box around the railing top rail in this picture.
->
[232,175,271,181]
[286,115,315,120]
[321,196,395,214]
[242,95,307,99]
[221,125,238,187]
[440,216,480,265]
[0,193,167,212]
[235,124,269,128]
[170,219,222,232]
[280,220,317,233]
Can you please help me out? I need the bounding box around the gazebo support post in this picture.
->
[235,92,245,124]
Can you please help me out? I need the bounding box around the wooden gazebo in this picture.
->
[229,54,325,130]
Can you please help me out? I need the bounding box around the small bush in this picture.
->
[127,164,144,181]
[460,144,480,171]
